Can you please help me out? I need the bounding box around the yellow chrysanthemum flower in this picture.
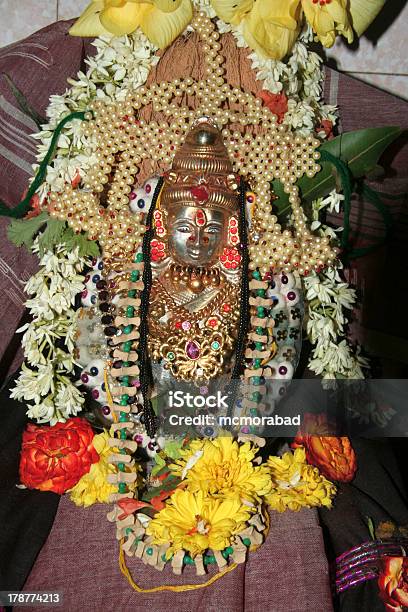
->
[147,489,251,557]
[70,0,193,49]
[170,437,272,503]
[266,447,336,513]
[68,431,117,507]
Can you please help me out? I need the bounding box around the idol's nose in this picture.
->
[188,230,201,248]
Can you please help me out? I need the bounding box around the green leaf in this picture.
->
[273,126,404,216]
[61,228,100,258]
[7,212,49,248]
[151,454,166,477]
[1,73,46,129]
[38,218,66,255]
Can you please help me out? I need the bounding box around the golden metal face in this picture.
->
[167,205,228,267]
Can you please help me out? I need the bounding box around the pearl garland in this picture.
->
[49,11,338,275]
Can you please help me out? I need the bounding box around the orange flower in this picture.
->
[259,90,288,123]
[19,418,99,494]
[22,191,42,220]
[378,557,408,612]
[316,119,333,139]
[292,413,357,483]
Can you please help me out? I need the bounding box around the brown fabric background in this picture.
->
[18,495,333,612]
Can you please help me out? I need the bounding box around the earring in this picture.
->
[151,239,167,262]
[228,216,239,246]
[153,210,166,238]
[219,247,241,270]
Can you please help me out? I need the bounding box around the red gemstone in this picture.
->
[191,185,210,202]
[186,341,200,360]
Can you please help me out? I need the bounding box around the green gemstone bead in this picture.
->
[121,394,129,401]
[131,270,139,281]
[256,326,264,335]
[118,462,125,471]
[122,361,130,367]
[252,375,261,384]
[120,430,127,440]
[121,376,129,384]
[118,482,127,494]
[211,341,220,351]
[135,253,144,262]
[123,325,133,334]
[225,546,234,555]
[252,270,261,280]
[255,342,263,350]
[183,555,194,565]
[120,448,126,455]
[222,550,229,559]
[257,289,265,297]
[250,408,257,416]
[126,306,134,317]
[242,538,251,547]
[204,555,216,565]
[253,359,262,369]
[161,553,167,562]
[166,351,175,361]
[257,307,265,317]
[128,290,136,298]
[125,527,133,536]
[146,547,153,556]
[119,414,127,422]
[123,341,132,352]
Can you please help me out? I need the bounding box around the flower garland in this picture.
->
[10,239,88,424]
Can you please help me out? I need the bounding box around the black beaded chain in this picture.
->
[226,179,250,419]
[138,176,164,437]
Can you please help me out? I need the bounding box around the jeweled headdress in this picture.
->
[161,118,239,212]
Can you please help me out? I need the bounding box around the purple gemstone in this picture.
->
[81,289,88,298]
[134,434,144,444]
[281,275,288,284]
[81,373,89,383]
[186,341,200,360]
[279,365,288,375]
[241,426,250,434]
[129,191,137,200]
[102,406,111,415]
[145,183,151,194]
[92,389,100,399]
[287,291,296,301]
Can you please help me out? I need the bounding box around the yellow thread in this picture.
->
[119,540,238,593]
[118,510,270,593]
[104,367,118,424]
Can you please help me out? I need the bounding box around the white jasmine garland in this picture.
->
[11,239,88,424]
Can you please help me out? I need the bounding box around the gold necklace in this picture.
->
[148,277,240,381]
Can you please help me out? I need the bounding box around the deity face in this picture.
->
[167,205,227,267]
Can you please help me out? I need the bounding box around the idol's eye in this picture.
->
[175,224,193,233]
[204,225,222,235]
